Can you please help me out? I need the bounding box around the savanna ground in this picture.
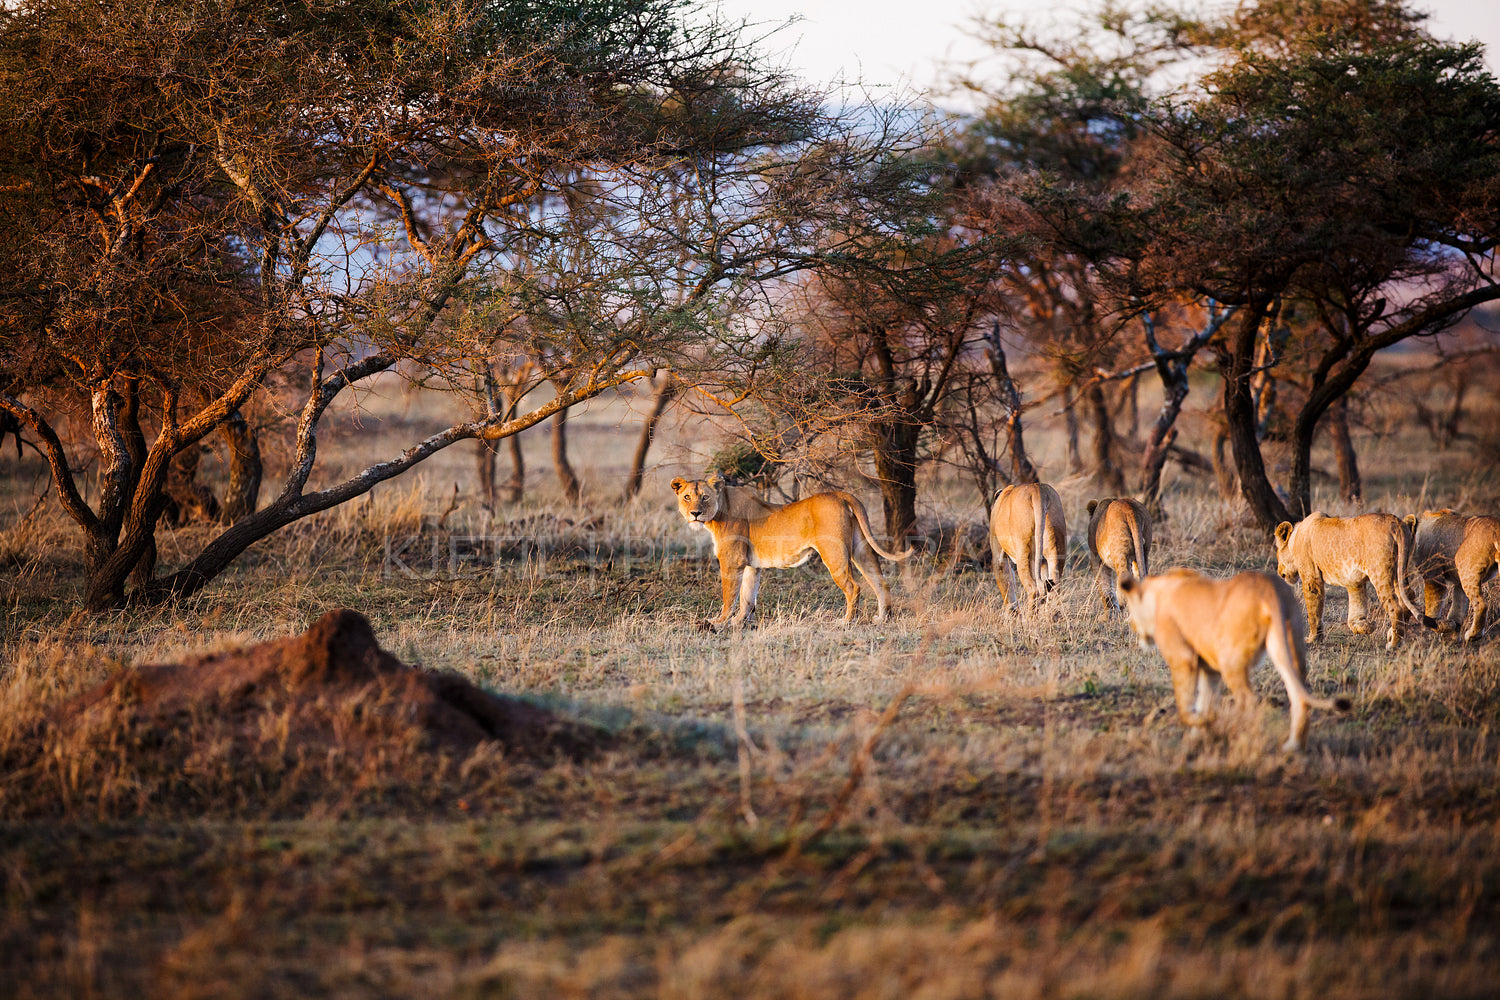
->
[2,356,1499,998]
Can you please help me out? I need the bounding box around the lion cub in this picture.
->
[671,476,912,630]
[1085,497,1151,611]
[1273,512,1433,650]
[988,482,1066,609]
[1118,569,1351,752]
[1405,509,1500,643]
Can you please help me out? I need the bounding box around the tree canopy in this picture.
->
[0,0,925,608]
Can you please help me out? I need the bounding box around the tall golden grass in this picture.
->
[1,366,1498,997]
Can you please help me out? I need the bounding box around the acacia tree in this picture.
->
[0,0,906,609]
[791,240,1004,543]
[948,1,1210,493]
[1139,0,1500,526]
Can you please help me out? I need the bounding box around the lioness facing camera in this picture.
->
[1118,569,1351,752]
[671,476,912,630]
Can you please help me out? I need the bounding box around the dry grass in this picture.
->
[2,370,1499,997]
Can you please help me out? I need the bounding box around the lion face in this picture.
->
[670,477,721,529]
[1273,521,1298,583]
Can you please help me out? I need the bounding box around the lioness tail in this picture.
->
[834,491,914,562]
[1393,518,1438,630]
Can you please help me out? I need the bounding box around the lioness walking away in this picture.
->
[671,476,912,630]
[988,482,1066,609]
[1086,496,1151,611]
[1118,569,1351,752]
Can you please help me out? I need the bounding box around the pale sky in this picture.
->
[712,0,1500,107]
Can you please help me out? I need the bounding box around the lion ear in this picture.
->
[704,471,724,490]
[1274,521,1293,544]
[670,477,687,494]
[1402,514,1416,530]
[1119,575,1138,595]
[1086,499,1099,515]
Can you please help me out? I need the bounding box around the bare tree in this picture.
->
[1137,303,1236,515]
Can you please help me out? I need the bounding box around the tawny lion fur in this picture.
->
[1404,509,1500,643]
[988,482,1066,608]
[1118,568,1351,752]
[1273,511,1434,651]
[1086,497,1151,611]
[671,476,912,629]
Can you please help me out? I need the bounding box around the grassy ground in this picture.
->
[2,371,1499,997]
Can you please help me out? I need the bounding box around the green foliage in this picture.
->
[1165,35,1500,297]
[706,440,779,485]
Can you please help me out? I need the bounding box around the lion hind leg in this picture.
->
[1014,538,1043,608]
[1460,565,1490,643]
[1096,563,1116,612]
[1369,572,1406,650]
[1193,667,1224,718]
[990,536,1012,605]
[817,544,862,624]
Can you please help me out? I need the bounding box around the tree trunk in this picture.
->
[0,410,23,459]
[1137,306,1227,517]
[1120,371,1140,438]
[1218,306,1293,532]
[476,438,498,510]
[166,444,221,526]
[1328,396,1362,505]
[551,406,581,504]
[871,418,920,549]
[984,328,1037,485]
[1211,423,1237,499]
[622,375,676,501]
[1086,383,1126,494]
[84,433,179,611]
[1141,355,1191,517]
[501,433,524,503]
[1063,384,1083,474]
[1287,352,1376,521]
[1416,369,1469,448]
[220,410,262,521]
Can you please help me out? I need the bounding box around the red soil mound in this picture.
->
[62,608,603,761]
